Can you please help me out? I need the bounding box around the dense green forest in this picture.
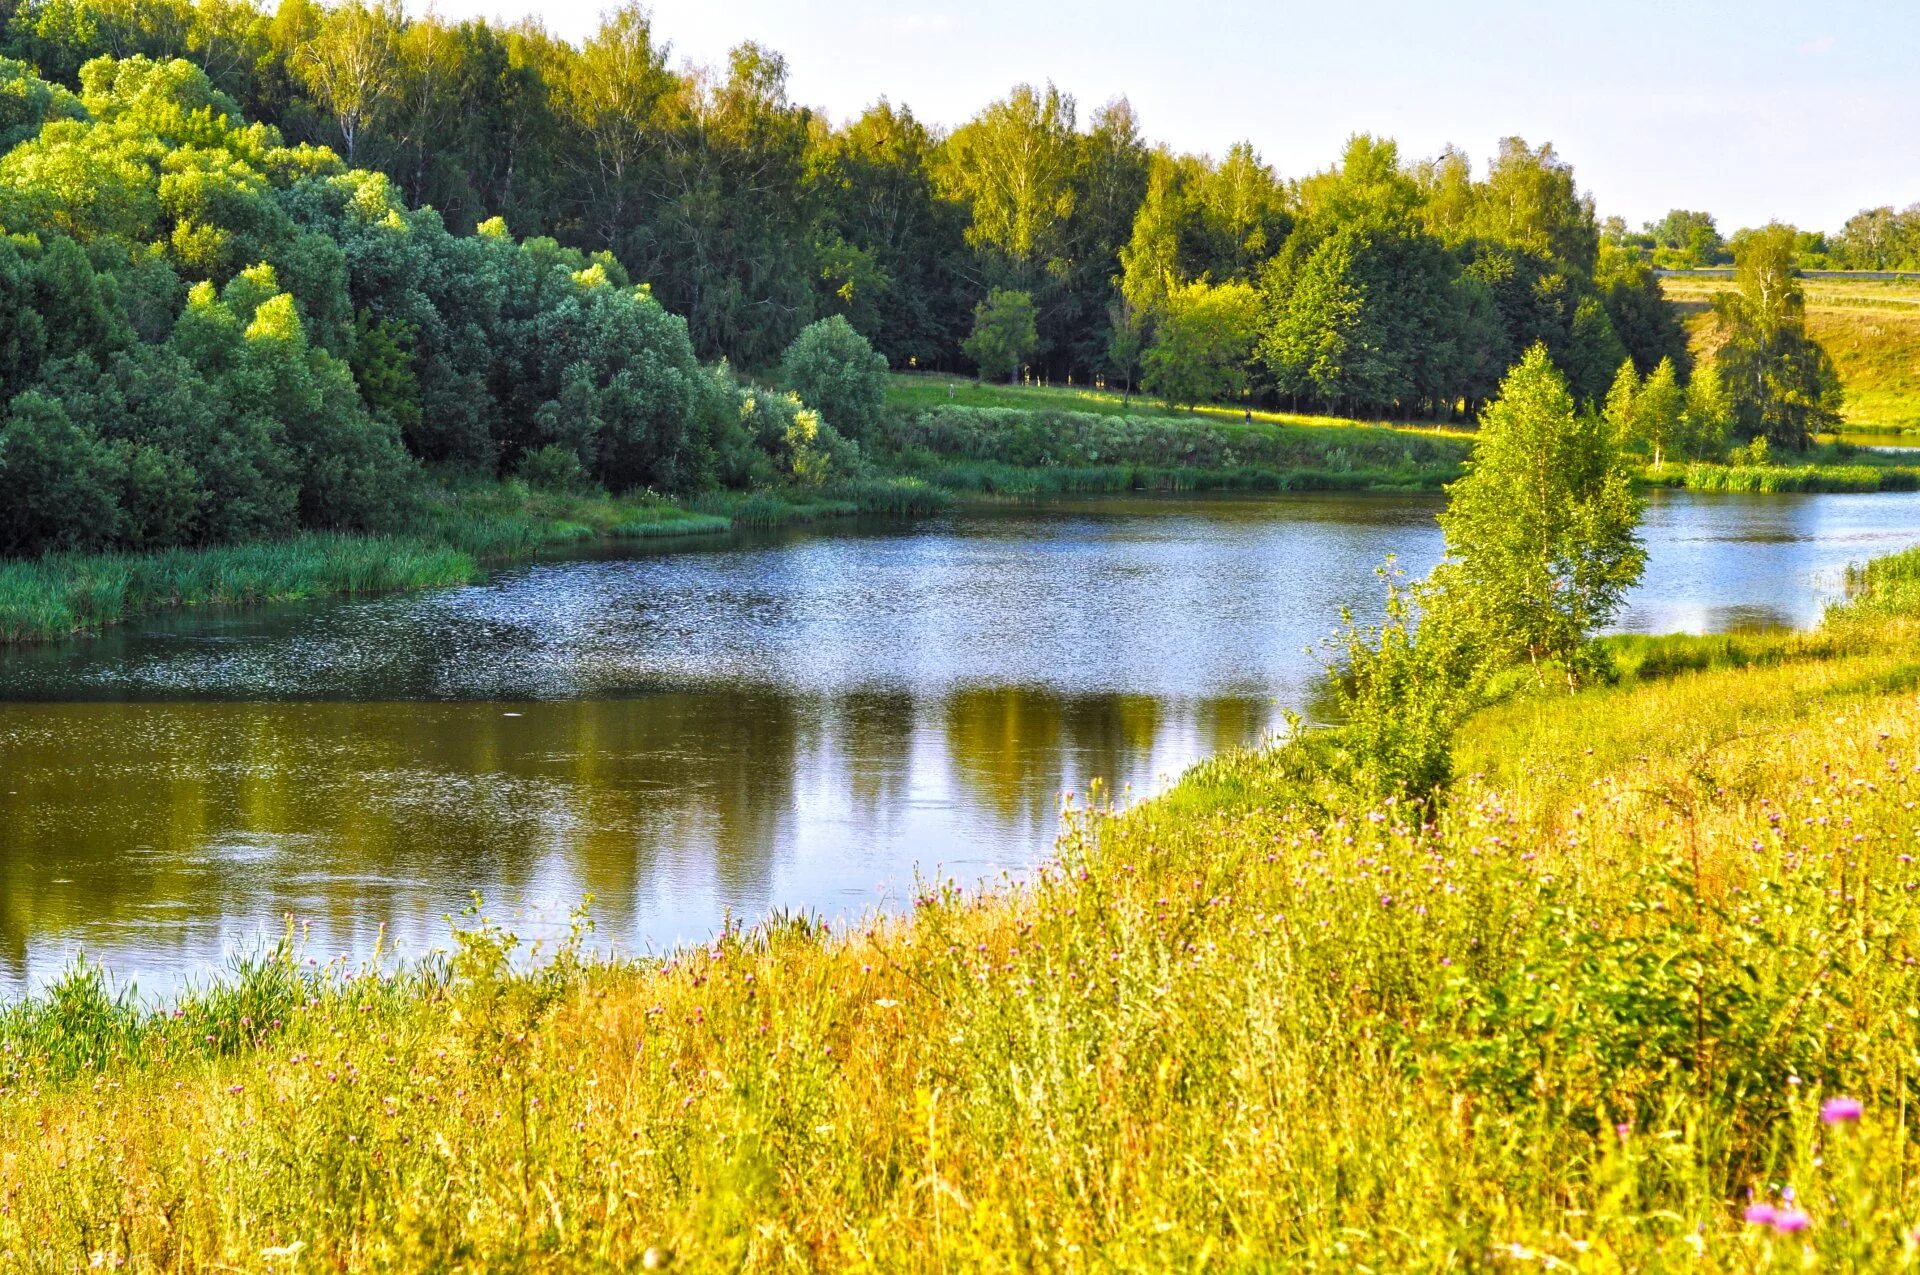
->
[0,0,1889,561]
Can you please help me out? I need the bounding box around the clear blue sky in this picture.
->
[424,0,1920,233]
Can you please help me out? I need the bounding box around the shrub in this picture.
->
[779,315,889,442]
[515,443,588,493]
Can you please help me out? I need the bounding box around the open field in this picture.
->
[6,546,1920,1268]
[1665,274,1920,432]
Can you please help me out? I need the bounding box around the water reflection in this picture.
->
[0,688,1280,995]
[3,489,1920,996]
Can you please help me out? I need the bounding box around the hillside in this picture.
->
[1665,274,1920,432]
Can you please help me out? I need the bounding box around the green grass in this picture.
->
[887,371,1474,440]
[0,534,479,644]
[0,482,749,645]
[1640,460,1918,492]
[879,398,1470,495]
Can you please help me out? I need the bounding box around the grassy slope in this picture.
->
[888,371,1472,440]
[8,558,1920,1267]
[1665,274,1920,432]
[884,373,1473,494]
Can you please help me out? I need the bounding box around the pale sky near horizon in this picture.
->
[414,0,1920,233]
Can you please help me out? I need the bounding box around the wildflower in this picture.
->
[1743,1204,1777,1226]
[1821,1096,1863,1124]
[1773,1209,1812,1233]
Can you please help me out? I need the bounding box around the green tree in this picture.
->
[1596,247,1691,377]
[962,288,1037,384]
[1436,344,1645,680]
[1680,362,1731,460]
[293,0,401,166]
[1141,278,1260,409]
[0,389,123,551]
[936,83,1076,287]
[1631,357,1685,465]
[1713,223,1842,450]
[778,315,889,443]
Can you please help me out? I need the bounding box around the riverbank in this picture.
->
[0,478,948,645]
[5,544,1920,1266]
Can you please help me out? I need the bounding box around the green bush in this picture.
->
[779,315,889,442]
[515,443,588,493]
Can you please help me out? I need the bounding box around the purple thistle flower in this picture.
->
[1773,1209,1812,1234]
[1743,1204,1777,1226]
[1821,1096,1863,1124]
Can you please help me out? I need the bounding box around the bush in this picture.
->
[779,315,889,442]
[515,443,588,493]
[1330,566,1487,797]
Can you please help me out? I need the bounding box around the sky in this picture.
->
[416,0,1920,233]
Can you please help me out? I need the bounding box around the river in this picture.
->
[3,488,1918,997]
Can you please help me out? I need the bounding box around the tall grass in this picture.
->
[8,547,1920,1265]
[0,483,753,645]
[1642,460,1919,492]
[0,535,478,644]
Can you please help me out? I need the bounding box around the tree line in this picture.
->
[0,0,1705,411]
[0,0,1862,560]
[0,50,892,555]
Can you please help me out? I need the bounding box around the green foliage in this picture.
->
[1140,278,1260,408]
[1437,344,1645,677]
[514,442,587,493]
[1330,564,1488,796]
[1713,224,1844,450]
[347,306,418,438]
[0,387,122,551]
[778,314,888,442]
[961,288,1037,384]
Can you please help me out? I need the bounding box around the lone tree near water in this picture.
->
[1437,343,1644,679]
[962,289,1038,384]
[1712,224,1843,450]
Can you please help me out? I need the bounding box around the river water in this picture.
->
[3,489,1918,997]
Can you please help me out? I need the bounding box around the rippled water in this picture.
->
[2,489,1917,997]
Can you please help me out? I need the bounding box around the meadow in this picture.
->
[6,543,1920,1268]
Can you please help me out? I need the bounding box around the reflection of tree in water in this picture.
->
[942,688,1280,832]
[832,690,918,824]
[0,684,1284,992]
[0,693,809,981]
[941,688,1161,827]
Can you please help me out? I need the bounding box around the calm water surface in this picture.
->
[3,489,1918,996]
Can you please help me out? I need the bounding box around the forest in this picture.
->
[0,0,1883,561]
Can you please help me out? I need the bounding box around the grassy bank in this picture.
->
[0,483,737,646]
[1641,459,1920,493]
[880,397,1469,494]
[0,476,962,645]
[7,560,1920,1266]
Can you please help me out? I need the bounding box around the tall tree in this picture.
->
[1712,223,1842,450]
[292,0,401,166]
[936,82,1076,311]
